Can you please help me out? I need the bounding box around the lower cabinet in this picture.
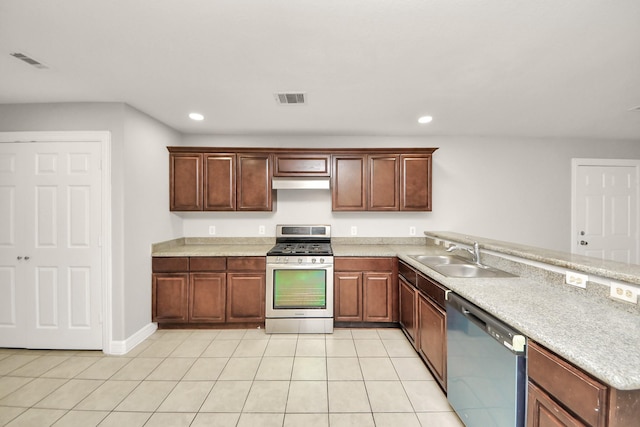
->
[417,291,446,389]
[398,259,448,391]
[398,277,418,347]
[152,256,265,326]
[334,257,397,323]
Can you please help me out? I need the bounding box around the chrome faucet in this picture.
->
[446,241,481,264]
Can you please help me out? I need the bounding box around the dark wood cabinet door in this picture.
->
[204,154,235,211]
[400,154,432,211]
[369,154,399,210]
[527,382,587,427]
[418,292,446,388]
[226,272,265,322]
[399,277,417,348]
[170,153,203,211]
[334,272,363,321]
[363,272,392,322]
[152,273,189,322]
[189,273,226,323]
[237,153,272,211]
[332,155,366,211]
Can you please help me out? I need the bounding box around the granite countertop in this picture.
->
[151,235,640,390]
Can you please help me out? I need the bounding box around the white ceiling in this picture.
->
[1,0,639,140]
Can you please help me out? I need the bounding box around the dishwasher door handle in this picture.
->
[462,307,488,331]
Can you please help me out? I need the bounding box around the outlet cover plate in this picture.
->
[610,282,639,304]
[565,271,588,288]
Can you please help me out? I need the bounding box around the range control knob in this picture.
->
[320,258,324,264]
[312,258,317,264]
[298,258,303,264]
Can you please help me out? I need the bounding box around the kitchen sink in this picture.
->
[409,255,468,265]
[408,254,516,278]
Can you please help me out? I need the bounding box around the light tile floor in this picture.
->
[0,328,464,427]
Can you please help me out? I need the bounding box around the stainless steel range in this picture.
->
[266,225,333,334]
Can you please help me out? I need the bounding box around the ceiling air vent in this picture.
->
[10,52,48,69]
[275,92,306,105]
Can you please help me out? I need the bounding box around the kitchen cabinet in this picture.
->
[273,153,331,177]
[236,153,272,211]
[169,147,436,212]
[399,276,418,347]
[169,153,203,211]
[527,341,607,427]
[169,150,273,211]
[400,154,433,211]
[152,256,265,326]
[334,257,397,323]
[331,152,434,211]
[417,290,446,389]
[397,259,448,390]
[226,257,266,323]
[332,155,367,211]
[204,153,235,211]
[527,340,640,427]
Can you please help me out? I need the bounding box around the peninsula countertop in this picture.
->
[151,235,640,390]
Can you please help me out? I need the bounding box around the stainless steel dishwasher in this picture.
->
[446,293,527,427]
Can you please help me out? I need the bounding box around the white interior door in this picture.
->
[572,159,640,264]
[0,141,103,349]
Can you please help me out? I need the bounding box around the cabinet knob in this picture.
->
[17,256,23,260]
[580,240,588,246]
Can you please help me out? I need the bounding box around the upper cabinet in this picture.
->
[273,153,331,177]
[169,149,273,212]
[168,147,436,212]
[332,151,434,211]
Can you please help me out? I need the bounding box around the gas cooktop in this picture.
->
[267,224,332,256]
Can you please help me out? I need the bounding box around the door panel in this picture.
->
[0,141,103,349]
[574,162,639,263]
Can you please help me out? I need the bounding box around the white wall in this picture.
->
[123,105,182,338]
[181,134,640,251]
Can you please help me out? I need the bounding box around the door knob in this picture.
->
[580,240,588,246]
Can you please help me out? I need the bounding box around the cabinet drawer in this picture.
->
[227,256,266,271]
[528,341,607,427]
[189,257,227,272]
[417,273,447,309]
[398,260,417,286]
[334,257,394,271]
[273,154,331,177]
[152,257,189,273]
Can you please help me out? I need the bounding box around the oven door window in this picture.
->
[273,269,327,309]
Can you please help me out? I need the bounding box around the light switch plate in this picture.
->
[350,226,357,236]
[208,225,216,235]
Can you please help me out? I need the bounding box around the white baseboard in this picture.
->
[107,322,157,355]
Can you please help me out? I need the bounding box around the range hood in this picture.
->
[272,177,331,190]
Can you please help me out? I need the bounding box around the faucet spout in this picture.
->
[446,242,481,265]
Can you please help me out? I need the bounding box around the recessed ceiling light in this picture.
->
[189,112,204,121]
[418,115,433,124]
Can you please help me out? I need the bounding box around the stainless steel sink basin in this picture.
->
[409,255,468,265]
[430,263,516,278]
[408,254,516,278]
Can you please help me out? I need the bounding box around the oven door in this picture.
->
[266,262,334,319]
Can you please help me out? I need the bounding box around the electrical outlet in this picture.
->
[350,226,358,236]
[258,225,266,235]
[565,271,588,288]
[208,225,216,235]
[610,282,639,304]
[409,226,416,236]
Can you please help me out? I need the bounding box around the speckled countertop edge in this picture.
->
[424,231,640,285]
[151,236,640,390]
